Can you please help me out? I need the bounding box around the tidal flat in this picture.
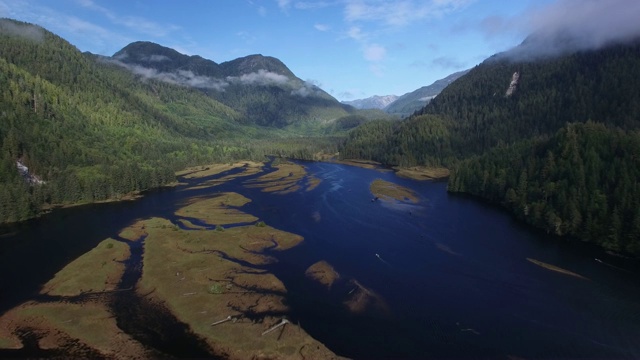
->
[0,161,345,359]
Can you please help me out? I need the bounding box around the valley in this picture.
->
[2,5,640,358]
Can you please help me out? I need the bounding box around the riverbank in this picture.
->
[0,161,343,359]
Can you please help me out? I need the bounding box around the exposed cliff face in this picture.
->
[16,160,44,185]
[505,71,520,97]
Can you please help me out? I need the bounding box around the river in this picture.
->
[1,160,640,358]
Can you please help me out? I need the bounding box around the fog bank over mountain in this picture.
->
[488,0,640,60]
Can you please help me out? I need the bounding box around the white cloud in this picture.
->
[149,54,170,62]
[277,0,291,10]
[103,58,229,91]
[295,1,332,10]
[363,43,386,61]
[0,18,44,42]
[291,79,323,97]
[347,26,365,40]
[258,6,267,17]
[314,23,330,32]
[344,0,474,27]
[76,0,179,38]
[478,0,640,60]
[228,69,290,86]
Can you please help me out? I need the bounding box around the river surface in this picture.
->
[1,160,640,359]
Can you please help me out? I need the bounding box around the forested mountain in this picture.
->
[0,18,344,223]
[341,39,640,255]
[342,95,399,110]
[111,41,352,128]
[384,70,468,117]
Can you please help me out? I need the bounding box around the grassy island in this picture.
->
[370,179,419,203]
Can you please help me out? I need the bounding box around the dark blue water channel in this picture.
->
[1,160,640,359]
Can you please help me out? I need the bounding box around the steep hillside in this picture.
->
[419,41,640,155]
[0,19,341,223]
[341,39,640,254]
[384,70,468,117]
[112,41,351,128]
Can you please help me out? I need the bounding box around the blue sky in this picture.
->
[0,0,617,100]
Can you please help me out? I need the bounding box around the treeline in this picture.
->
[419,41,640,155]
[339,40,640,255]
[339,115,455,167]
[0,19,341,223]
[449,122,640,254]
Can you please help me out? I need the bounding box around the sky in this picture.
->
[0,0,637,101]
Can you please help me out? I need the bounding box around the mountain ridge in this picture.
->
[342,95,399,110]
[384,69,469,117]
[110,40,350,128]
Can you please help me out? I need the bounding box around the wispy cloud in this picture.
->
[0,0,133,53]
[291,79,323,97]
[294,1,332,10]
[0,18,44,42]
[76,0,179,38]
[103,58,229,91]
[478,0,640,60]
[314,23,330,32]
[228,69,290,86]
[277,0,291,11]
[237,30,257,44]
[431,56,465,69]
[363,43,386,61]
[344,0,474,27]
[347,26,365,40]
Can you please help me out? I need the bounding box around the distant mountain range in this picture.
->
[341,70,469,117]
[384,70,469,117]
[342,95,398,110]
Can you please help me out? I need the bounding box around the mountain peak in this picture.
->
[220,54,295,78]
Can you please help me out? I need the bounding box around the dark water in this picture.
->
[1,161,640,359]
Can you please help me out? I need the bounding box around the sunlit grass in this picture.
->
[7,302,146,357]
[175,192,258,225]
[137,215,335,359]
[393,166,450,181]
[41,238,129,296]
[370,179,419,203]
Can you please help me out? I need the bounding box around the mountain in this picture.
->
[0,18,347,223]
[342,95,399,110]
[111,41,351,128]
[340,38,640,255]
[384,70,469,117]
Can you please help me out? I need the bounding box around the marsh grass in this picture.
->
[305,261,340,288]
[7,302,147,357]
[118,221,147,241]
[370,179,419,203]
[42,238,129,296]
[244,163,310,194]
[177,161,263,179]
[175,192,258,225]
[393,166,450,181]
[137,214,337,359]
